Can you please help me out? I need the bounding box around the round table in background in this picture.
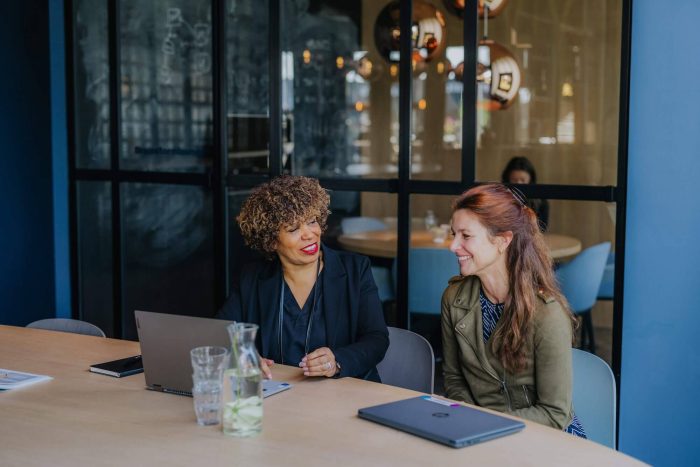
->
[337,230,582,260]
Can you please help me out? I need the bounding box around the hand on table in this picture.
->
[260,357,274,379]
[300,347,337,378]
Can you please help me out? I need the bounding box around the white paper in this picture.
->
[0,369,52,390]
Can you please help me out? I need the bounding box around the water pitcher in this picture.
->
[222,322,263,437]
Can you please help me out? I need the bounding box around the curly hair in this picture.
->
[237,176,330,258]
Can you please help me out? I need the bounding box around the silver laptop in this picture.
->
[358,396,525,448]
[135,310,291,397]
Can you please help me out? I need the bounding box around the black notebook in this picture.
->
[89,355,144,378]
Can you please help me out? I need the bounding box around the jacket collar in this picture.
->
[453,276,502,381]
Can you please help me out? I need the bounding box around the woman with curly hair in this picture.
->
[441,183,586,437]
[218,175,389,382]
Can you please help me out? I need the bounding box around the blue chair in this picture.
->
[340,217,387,235]
[397,248,458,360]
[377,327,435,393]
[27,318,106,337]
[340,217,394,303]
[555,242,611,353]
[597,252,615,300]
[393,248,459,315]
[572,348,616,449]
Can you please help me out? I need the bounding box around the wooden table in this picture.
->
[0,326,644,466]
[338,230,582,260]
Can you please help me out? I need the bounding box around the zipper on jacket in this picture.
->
[521,385,531,406]
[500,378,512,411]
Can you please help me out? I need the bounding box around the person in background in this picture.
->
[501,156,549,231]
[441,183,585,438]
[218,175,389,382]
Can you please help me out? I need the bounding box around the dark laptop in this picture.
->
[358,396,525,448]
[135,310,291,397]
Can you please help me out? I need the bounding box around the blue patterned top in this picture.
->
[479,289,586,438]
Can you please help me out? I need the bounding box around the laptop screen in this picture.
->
[135,310,233,395]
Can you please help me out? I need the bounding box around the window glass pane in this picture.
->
[551,200,617,366]
[77,181,113,336]
[122,183,214,339]
[226,188,265,289]
[73,0,110,169]
[411,194,617,368]
[226,0,271,175]
[119,0,213,172]
[281,1,397,178]
[474,1,622,186]
[410,1,459,181]
[328,191,398,324]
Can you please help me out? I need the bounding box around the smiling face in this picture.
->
[275,218,322,266]
[449,209,509,278]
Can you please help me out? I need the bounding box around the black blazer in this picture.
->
[218,245,389,381]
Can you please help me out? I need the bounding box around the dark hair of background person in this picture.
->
[452,183,574,372]
[500,156,549,231]
[501,156,538,184]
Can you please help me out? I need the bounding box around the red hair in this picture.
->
[452,183,574,372]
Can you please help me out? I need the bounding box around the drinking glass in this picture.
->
[190,346,229,426]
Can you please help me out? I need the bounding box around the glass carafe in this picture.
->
[222,323,263,437]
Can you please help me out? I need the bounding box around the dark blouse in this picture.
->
[280,272,327,365]
[479,289,586,438]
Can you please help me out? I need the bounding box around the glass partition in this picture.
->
[76,181,113,336]
[473,0,622,186]
[119,0,213,173]
[410,1,461,181]
[226,0,271,175]
[280,0,398,178]
[73,0,110,169]
[121,183,214,339]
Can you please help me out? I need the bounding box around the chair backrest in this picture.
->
[377,327,434,393]
[597,252,615,300]
[572,348,616,449]
[27,318,106,337]
[393,248,458,315]
[340,216,387,235]
[555,242,611,313]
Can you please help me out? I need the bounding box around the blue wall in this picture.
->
[620,1,700,466]
[50,0,70,318]
[0,1,56,326]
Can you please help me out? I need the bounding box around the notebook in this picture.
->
[135,310,291,398]
[358,396,525,448]
[89,355,144,378]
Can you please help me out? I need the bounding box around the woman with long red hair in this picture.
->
[441,183,585,437]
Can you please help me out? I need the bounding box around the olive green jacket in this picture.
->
[441,275,575,430]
